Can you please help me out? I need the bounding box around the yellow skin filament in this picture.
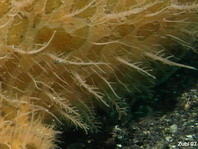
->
[0,0,197,148]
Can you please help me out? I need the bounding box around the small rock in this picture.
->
[165,136,172,142]
[169,124,178,133]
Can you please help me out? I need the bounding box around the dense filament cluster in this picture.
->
[0,0,197,148]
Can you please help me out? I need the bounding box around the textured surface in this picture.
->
[0,0,197,148]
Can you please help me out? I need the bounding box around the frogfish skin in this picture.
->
[0,0,197,148]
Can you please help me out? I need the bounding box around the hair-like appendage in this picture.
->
[0,0,197,148]
[0,94,58,148]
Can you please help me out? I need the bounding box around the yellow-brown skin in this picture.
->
[0,0,197,148]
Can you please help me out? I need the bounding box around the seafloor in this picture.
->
[58,51,198,149]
